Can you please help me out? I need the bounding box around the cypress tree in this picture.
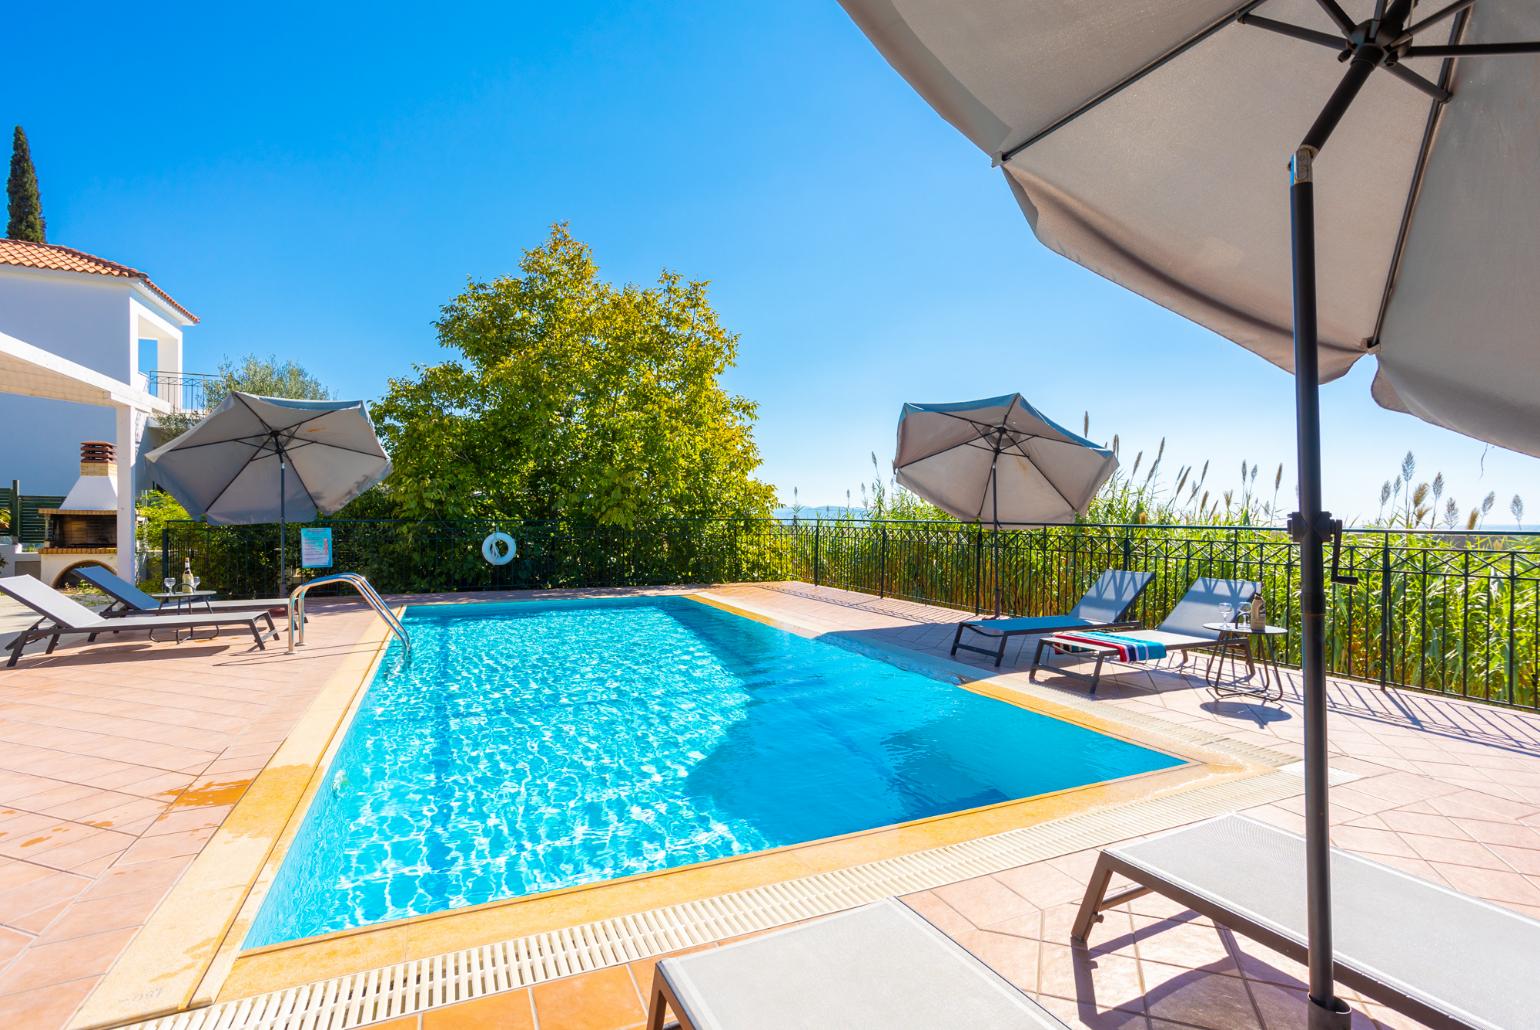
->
[7,126,46,243]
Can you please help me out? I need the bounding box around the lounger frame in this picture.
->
[950,570,1154,667]
[1029,633,1247,693]
[5,612,276,668]
[1071,849,1463,1030]
[1,576,278,669]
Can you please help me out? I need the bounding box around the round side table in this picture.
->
[1203,622,1288,702]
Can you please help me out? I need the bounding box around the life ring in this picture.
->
[481,531,517,566]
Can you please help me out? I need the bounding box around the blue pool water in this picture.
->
[246,596,1181,947]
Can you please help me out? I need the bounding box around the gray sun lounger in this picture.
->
[72,565,290,617]
[1,575,278,668]
[1030,576,1257,692]
[646,898,1069,1030]
[1073,813,1539,1030]
[951,569,1153,667]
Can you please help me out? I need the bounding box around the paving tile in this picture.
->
[934,874,1040,929]
[995,861,1086,908]
[1132,916,1239,975]
[953,924,1042,993]
[1401,833,1507,870]
[34,886,166,943]
[1435,863,1540,907]
[530,965,645,1030]
[0,974,99,1030]
[1139,965,1260,1029]
[421,988,534,1029]
[1038,942,1145,1013]
[0,868,89,931]
[0,924,138,993]
[901,890,975,936]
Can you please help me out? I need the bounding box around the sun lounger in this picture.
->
[1,575,277,668]
[1030,576,1256,692]
[72,565,291,617]
[951,569,1153,667]
[645,898,1069,1030]
[1073,813,1538,1030]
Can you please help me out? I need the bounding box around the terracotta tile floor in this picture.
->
[0,598,384,1029]
[12,582,1540,1029]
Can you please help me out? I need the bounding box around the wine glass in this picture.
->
[1217,602,1234,627]
[190,575,201,592]
[163,577,176,594]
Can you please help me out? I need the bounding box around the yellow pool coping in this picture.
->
[79,587,1272,1028]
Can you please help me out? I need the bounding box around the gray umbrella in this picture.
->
[841,2,1539,1025]
[145,392,391,592]
[895,393,1116,614]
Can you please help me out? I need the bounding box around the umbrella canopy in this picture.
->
[146,392,391,524]
[841,3,1538,1026]
[894,394,1116,526]
[841,0,1540,457]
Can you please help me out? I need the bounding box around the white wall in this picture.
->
[0,269,189,496]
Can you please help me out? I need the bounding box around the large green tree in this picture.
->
[7,126,45,243]
[373,225,774,525]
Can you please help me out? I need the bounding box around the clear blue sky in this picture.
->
[10,1,1537,525]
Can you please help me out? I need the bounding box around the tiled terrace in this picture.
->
[6,583,1540,1029]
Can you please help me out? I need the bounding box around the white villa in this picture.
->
[0,238,203,580]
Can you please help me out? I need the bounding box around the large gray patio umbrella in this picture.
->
[146,392,391,593]
[894,394,1116,614]
[840,2,1539,1026]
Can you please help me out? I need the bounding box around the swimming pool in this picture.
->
[246,596,1182,947]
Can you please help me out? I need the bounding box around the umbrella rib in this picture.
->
[197,436,274,517]
[1237,14,1347,52]
[275,436,323,518]
[973,394,1019,523]
[274,438,386,461]
[1000,0,1268,163]
[1311,0,1356,36]
[1368,9,1469,349]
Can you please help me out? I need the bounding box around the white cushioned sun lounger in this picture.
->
[646,898,1069,1030]
[1,575,277,668]
[952,569,1153,666]
[1074,814,1540,1030]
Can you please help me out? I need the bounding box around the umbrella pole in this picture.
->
[278,438,287,599]
[991,436,1002,617]
[1290,146,1350,1030]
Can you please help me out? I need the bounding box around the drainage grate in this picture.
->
[120,768,1299,1030]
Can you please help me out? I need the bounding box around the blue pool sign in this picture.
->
[300,527,333,569]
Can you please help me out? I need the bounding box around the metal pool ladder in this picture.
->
[286,572,410,655]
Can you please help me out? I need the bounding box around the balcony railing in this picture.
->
[141,370,221,413]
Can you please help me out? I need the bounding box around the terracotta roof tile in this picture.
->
[0,238,198,323]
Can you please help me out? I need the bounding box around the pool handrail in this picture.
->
[287,573,409,655]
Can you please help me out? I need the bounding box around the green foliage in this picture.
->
[159,354,332,436]
[6,126,45,243]
[372,224,774,526]
[137,489,191,540]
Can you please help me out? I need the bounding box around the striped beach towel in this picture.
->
[1052,630,1167,662]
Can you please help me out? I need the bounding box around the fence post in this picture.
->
[879,525,888,598]
[974,524,983,615]
[1379,535,1392,689]
[813,522,821,588]
[161,527,170,583]
[1509,552,1519,705]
